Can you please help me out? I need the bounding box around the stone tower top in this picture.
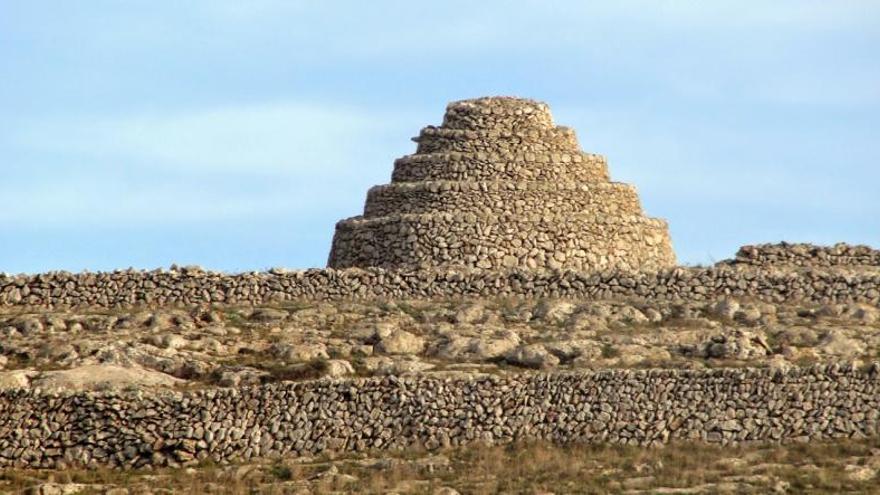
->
[328,96,676,273]
[441,96,555,130]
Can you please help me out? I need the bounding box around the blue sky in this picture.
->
[2,1,878,273]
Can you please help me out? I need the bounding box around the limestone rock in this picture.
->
[375,329,426,355]
[819,330,865,358]
[845,465,877,481]
[269,343,330,362]
[700,329,770,360]
[504,343,560,369]
[0,369,37,390]
[249,308,289,323]
[362,356,434,375]
[324,359,355,378]
[31,364,182,391]
[846,304,879,325]
[711,298,740,319]
[453,303,485,324]
[533,299,577,324]
[161,334,187,350]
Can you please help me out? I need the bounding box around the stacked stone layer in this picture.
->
[413,126,579,154]
[330,213,671,271]
[363,181,641,217]
[390,152,610,183]
[329,97,676,271]
[1,365,878,468]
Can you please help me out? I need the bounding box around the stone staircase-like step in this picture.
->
[327,96,677,273]
[391,152,609,183]
[414,126,579,154]
[329,212,674,272]
[363,181,643,218]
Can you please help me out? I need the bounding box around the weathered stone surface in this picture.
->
[375,329,426,355]
[729,242,880,269]
[0,369,36,390]
[364,181,643,218]
[1,263,879,309]
[0,364,877,469]
[391,151,610,183]
[329,213,675,272]
[327,96,676,272]
[504,343,560,369]
[324,359,355,377]
[31,364,183,391]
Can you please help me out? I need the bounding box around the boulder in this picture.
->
[504,343,560,369]
[469,330,521,360]
[324,359,355,378]
[711,299,740,319]
[0,369,37,390]
[532,300,577,324]
[31,364,182,391]
[846,304,879,325]
[269,343,330,362]
[701,329,770,360]
[819,330,865,358]
[453,303,485,324]
[249,308,289,323]
[375,329,426,355]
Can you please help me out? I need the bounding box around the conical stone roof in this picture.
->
[328,96,676,272]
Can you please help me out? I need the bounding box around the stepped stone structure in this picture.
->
[328,97,676,272]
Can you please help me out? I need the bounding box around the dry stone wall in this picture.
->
[731,243,880,268]
[328,96,676,272]
[2,264,879,309]
[1,365,878,469]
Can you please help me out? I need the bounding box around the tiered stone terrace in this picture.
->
[328,97,677,272]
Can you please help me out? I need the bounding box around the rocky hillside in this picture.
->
[2,296,878,392]
[1,244,878,493]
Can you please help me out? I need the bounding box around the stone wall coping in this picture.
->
[334,211,669,228]
[367,180,635,193]
[394,151,605,164]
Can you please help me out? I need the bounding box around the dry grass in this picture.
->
[2,438,879,494]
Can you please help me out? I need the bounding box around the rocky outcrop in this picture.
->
[327,97,676,272]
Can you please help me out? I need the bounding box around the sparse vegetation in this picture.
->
[2,438,879,494]
[601,342,621,359]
